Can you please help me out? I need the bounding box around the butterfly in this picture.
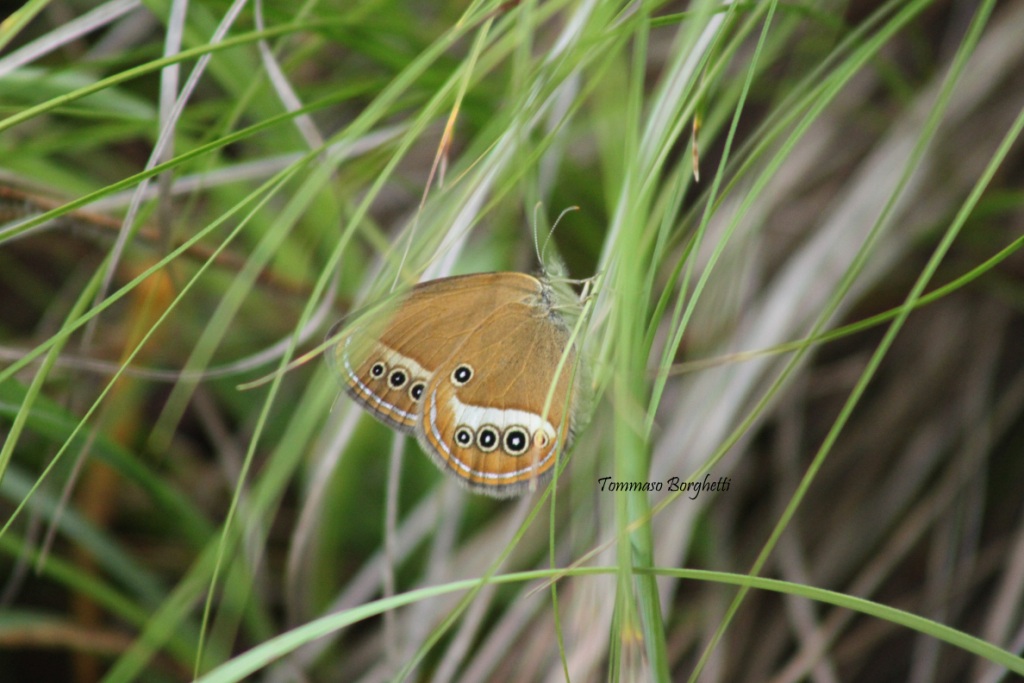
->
[327,272,582,497]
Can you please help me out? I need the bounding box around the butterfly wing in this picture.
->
[331,273,545,432]
[417,301,578,497]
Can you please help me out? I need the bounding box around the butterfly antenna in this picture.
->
[531,202,545,266]
[537,205,579,268]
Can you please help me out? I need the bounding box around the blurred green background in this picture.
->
[1,1,1023,681]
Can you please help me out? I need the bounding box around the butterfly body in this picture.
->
[330,272,580,498]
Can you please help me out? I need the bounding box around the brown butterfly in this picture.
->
[327,272,582,497]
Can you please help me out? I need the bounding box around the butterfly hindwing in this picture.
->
[417,301,577,497]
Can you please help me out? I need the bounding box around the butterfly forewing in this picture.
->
[336,273,549,434]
